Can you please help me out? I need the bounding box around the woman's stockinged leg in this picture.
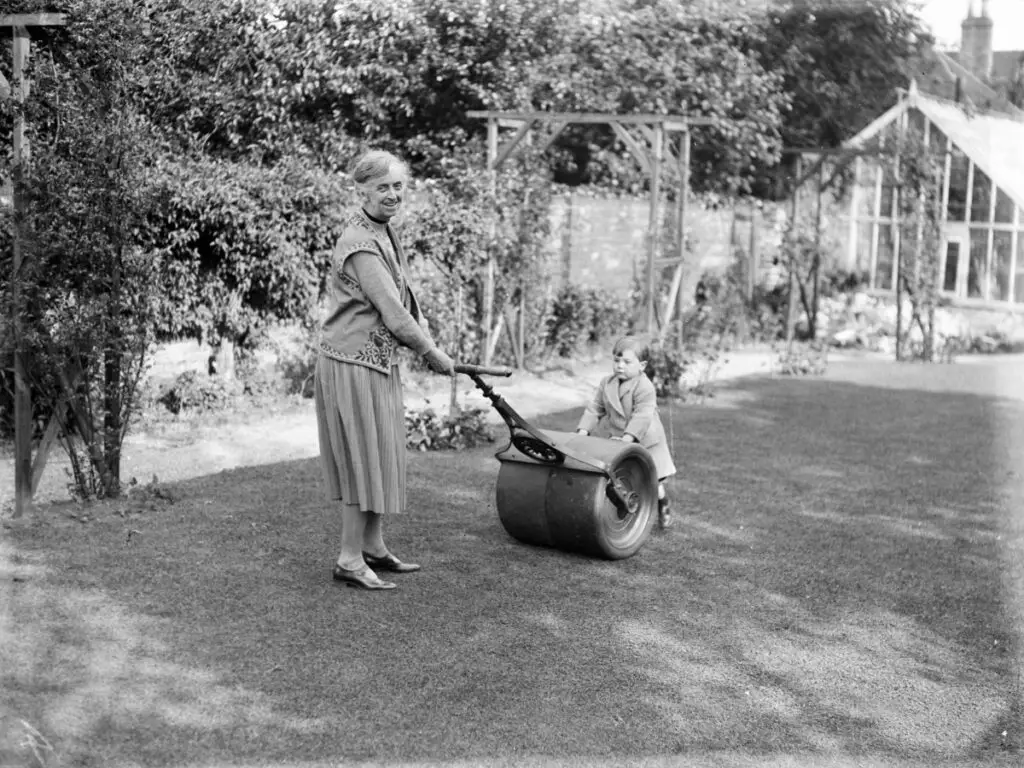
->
[362,512,387,558]
[337,503,368,569]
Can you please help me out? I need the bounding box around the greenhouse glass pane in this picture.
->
[943,241,960,293]
[856,221,874,274]
[971,165,992,223]
[967,228,989,298]
[858,163,878,217]
[994,188,1015,224]
[1016,231,1024,304]
[875,224,895,290]
[880,164,896,218]
[992,231,1012,301]
[947,148,968,222]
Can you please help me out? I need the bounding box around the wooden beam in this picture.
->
[467,110,715,127]
[610,123,651,177]
[646,122,664,333]
[492,119,536,170]
[0,13,67,27]
[535,121,569,155]
[783,147,887,156]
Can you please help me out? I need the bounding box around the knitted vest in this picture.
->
[318,209,421,374]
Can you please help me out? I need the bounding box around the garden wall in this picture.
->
[549,191,788,302]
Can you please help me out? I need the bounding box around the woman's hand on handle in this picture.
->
[424,346,456,376]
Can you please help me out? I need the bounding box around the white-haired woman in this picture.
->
[315,149,455,591]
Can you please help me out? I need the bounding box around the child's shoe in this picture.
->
[658,498,672,530]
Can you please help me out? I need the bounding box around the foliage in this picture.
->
[1,0,162,498]
[890,126,945,362]
[106,0,789,193]
[645,343,691,400]
[774,340,829,377]
[403,150,556,367]
[530,0,790,194]
[405,404,495,451]
[145,154,349,348]
[544,283,633,358]
[155,371,243,415]
[756,0,933,195]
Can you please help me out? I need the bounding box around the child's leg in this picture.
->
[657,481,672,530]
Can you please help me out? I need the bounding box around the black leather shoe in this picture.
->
[362,551,421,573]
[658,499,673,531]
[332,564,396,590]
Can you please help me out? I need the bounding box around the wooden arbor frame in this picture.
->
[466,110,716,362]
[3,13,67,517]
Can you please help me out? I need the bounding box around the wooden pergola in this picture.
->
[3,13,67,517]
[466,110,716,362]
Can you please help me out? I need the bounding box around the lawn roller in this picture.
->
[454,363,658,560]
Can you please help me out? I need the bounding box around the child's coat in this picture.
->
[577,373,676,479]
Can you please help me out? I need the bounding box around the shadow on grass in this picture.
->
[3,359,1023,767]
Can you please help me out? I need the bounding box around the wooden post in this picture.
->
[749,200,759,302]
[785,156,802,353]
[10,24,32,517]
[646,122,664,333]
[893,127,904,361]
[4,14,67,516]
[483,118,498,366]
[677,130,690,345]
[811,161,825,340]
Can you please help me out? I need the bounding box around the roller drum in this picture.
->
[494,431,657,559]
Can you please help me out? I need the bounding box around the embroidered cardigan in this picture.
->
[318,210,433,374]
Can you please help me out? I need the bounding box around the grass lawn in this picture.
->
[2,357,1023,768]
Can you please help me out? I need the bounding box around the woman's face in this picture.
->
[361,165,406,222]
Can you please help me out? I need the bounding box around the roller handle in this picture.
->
[454,363,513,377]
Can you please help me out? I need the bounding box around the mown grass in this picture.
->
[2,358,1023,768]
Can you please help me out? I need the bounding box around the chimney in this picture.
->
[961,0,994,80]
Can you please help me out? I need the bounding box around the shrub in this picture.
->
[774,341,829,376]
[156,370,243,414]
[405,405,495,451]
[646,344,690,400]
[545,283,634,357]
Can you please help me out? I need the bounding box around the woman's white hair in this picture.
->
[350,150,409,186]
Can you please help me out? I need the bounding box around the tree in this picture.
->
[145,155,349,352]
[2,0,163,498]
[757,0,932,180]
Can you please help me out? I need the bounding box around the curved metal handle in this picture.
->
[454,363,513,377]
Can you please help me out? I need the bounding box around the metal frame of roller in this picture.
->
[454,364,658,560]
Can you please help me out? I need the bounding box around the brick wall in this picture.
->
[549,192,789,302]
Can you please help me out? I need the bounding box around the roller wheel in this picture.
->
[594,446,658,559]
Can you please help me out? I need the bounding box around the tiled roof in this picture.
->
[991,50,1024,82]
[950,49,1024,82]
[914,48,1023,118]
[846,89,1024,212]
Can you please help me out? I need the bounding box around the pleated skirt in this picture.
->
[314,355,406,515]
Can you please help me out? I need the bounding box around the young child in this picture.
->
[575,335,677,529]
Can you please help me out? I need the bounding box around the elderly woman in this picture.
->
[316,149,455,591]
